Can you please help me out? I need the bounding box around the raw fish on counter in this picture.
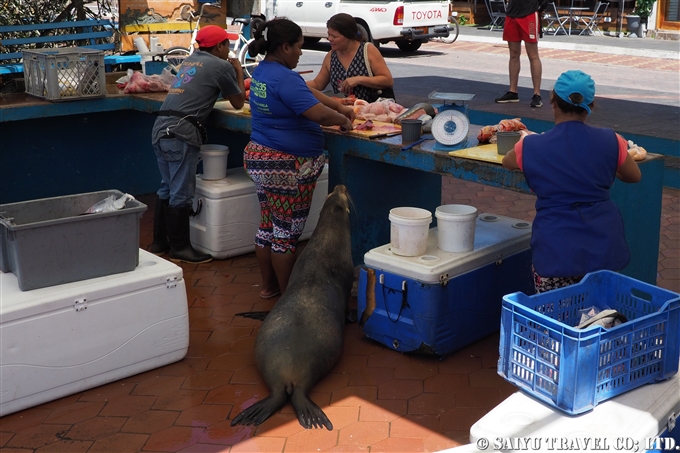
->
[627,140,647,161]
[477,118,528,143]
[394,103,438,125]
[353,99,407,123]
[355,120,374,131]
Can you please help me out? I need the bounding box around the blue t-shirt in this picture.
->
[249,61,324,157]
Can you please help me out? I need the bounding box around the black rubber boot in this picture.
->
[165,205,213,264]
[147,197,169,255]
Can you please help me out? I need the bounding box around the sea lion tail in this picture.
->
[230,392,287,427]
[290,388,333,430]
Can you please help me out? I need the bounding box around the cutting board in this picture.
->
[449,143,504,164]
[324,120,401,138]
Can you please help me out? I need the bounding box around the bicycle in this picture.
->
[161,5,260,78]
[432,13,460,43]
[235,19,264,79]
[161,2,221,72]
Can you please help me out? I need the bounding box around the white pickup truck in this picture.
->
[250,0,452,52]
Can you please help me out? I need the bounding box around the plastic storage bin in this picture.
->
[0,249,188,416]
[23,47,106,101]
[190,165,328,259]
[358,214,534,355]
[0,190,147,291]
[498,270,680,415]
[470,365,680,453]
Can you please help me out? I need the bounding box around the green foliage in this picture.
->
[0,0,119,61]
[633,0,655,18]
[1,0,72,26]
[458,15,468,25]
[1,0,118,26]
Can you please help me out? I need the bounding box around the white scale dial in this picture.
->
[431,109,470,146]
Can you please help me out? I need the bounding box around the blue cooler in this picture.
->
[357,213,535,355]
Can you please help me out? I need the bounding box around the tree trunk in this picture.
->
[74,0,86,20]
[227,0,258,18]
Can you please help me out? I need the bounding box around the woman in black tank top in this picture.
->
[306,13,395,102]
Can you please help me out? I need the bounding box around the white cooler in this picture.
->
[462,371,680,453]
[190,165,329,259]
[0,249,189,417]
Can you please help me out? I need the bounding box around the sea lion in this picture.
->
[230,184,354,431]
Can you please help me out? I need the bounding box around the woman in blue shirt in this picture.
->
[502,70,641,293]
[245,18,355,299]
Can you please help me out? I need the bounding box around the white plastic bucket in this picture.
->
[199,145,229,180]
[435,204,478,253]
[389,207,432,257]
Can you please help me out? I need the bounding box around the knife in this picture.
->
[369,131,402,139]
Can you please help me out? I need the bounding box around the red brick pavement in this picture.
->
[425,41,680,71]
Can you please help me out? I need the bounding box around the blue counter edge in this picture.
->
[2,96,677,189]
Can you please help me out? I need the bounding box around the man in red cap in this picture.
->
[150,25,246,263]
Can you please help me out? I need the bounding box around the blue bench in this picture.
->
[0,19,140,75]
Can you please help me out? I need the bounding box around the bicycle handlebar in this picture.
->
[199,2,221,16]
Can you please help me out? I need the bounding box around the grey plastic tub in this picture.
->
[0,190,147,291]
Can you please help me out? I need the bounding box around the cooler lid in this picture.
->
[469,369,680,451]
[0,249,183,323]
[363,214,532,283]
[195,167,257,199]
[195,164,329,199]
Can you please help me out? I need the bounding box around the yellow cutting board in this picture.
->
[449,143,504,165]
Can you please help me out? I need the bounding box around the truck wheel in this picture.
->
[396,39,422,52]
[357,23,377,47]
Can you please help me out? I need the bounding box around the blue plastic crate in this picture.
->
[498,270,680,415]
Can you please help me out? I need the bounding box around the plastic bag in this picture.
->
[84,193,136,214]
[576,306,628,329]
[116,70,131,85]
[123,67,175,93]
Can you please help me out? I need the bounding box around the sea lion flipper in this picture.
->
[291,389,333,431]
[345,308,358,324]
[230,393,287,427]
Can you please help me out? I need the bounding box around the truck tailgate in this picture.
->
[402,1,450,27]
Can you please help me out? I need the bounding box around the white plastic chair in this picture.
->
[579,1,610,35]
[543,2,569,35]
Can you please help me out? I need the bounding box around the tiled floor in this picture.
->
[1,180,678,453]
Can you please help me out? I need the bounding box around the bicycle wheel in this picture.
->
[441,17,460,43]
[164,46,191,74]
[238,39,263,79]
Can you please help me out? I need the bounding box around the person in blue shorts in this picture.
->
[502,70,641,292]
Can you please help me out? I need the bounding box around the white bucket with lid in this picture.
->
[389,207,432,257]
[435,204,478,253]
[199,144,229,180]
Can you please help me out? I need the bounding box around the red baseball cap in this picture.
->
[196,25,229,47]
